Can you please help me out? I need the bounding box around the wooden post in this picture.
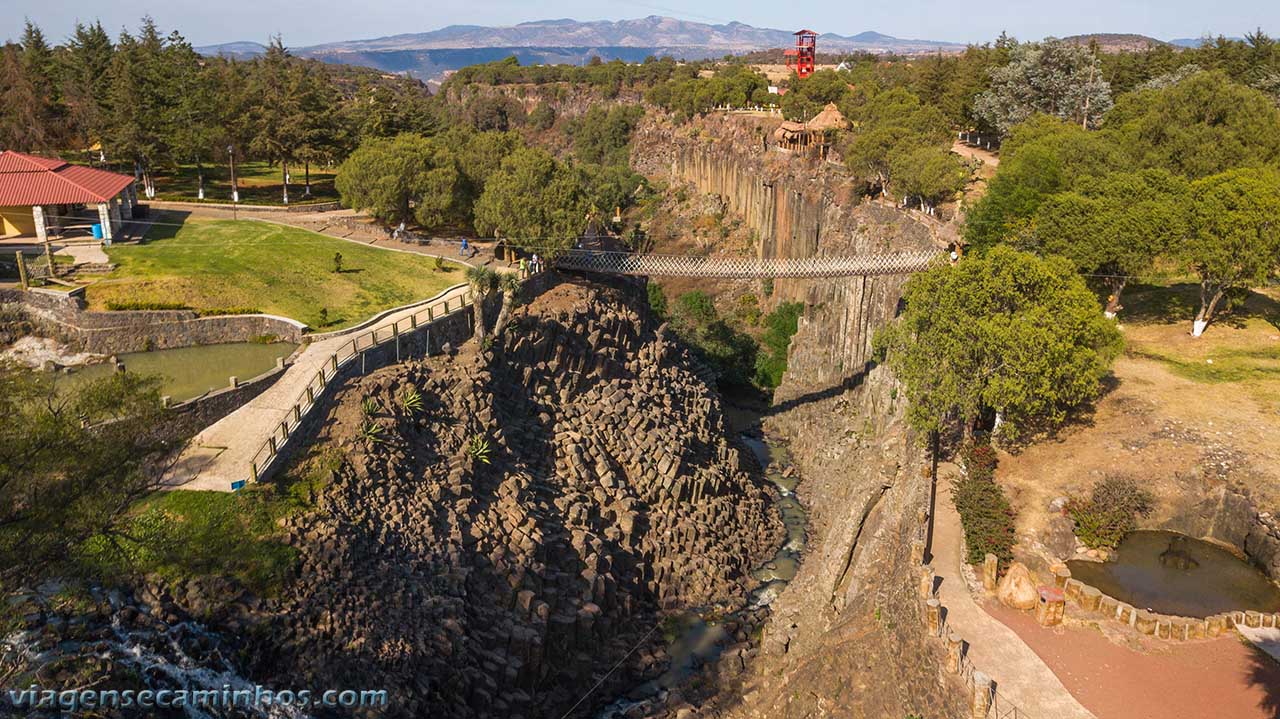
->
[293,405,301,423]
[394,321,400,362]
[15,251,28,290]
[43,240,55,276]
[251,462,259,483]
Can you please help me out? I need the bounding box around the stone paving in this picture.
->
[161,283,471,492]
[932,475,1096,719]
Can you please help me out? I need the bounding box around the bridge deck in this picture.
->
[553,249,942,278]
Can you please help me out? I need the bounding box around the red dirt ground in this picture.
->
[985,603,1280,719]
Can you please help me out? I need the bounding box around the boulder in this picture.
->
[996,562,1039,610]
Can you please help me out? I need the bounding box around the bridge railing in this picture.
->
[242,284,473,490]
[553,249,942,279]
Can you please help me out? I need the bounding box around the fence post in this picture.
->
[293,404,302,423]
[16,251,28,290]
[971,671,993,718]
[394,321,400,362]
[946,631,963,673]
[268,436,277,456]
[361,351,366,374]
[926,598,941,636]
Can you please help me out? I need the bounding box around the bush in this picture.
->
[197,307,262,317]
[754,301,804,389]
[952,440,1016,566]
[105,300,190,311]
[1067,476,1155,550]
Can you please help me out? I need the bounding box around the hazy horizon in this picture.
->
[6,0,1276,48]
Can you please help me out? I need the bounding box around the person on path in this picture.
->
[519,257,527,279]
[531,253,541,274]
[460,238,469,257]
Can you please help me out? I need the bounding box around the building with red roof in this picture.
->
[0,150,137,242]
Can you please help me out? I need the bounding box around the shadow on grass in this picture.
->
[1123,282,1280,332]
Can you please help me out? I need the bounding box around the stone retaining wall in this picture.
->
[160,364,289,443]
[0,287,305,354]
[1060,572,1271,642]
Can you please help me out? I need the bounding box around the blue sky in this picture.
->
[7,0,1276,48]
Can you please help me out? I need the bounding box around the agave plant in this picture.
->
[400,387,424,414]
[361,397,379,417]
[359,420,386,444]
[466,434,492,464]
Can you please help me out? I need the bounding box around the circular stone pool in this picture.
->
[1066,530,1280,618]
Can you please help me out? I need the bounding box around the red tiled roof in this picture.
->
[0,150,134,206]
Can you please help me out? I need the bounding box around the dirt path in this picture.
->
[932,479,1096,718]
[987,603,1280,719]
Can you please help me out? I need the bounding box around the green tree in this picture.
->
[335,134,465,230]
[1028,170,1190,316]
[974,38,1112,134]
[890,145,969,211]
[0,43,47,150]
[60,22,114,155]
[1184,167,1280,336]
[1105,70,1280,179]
[876,247,1121,442]
[250,36,306,204]
[781,69,853,121]
[472,147,590,251]
[0,368,166,585]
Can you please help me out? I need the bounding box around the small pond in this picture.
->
[68,342,297,403]
[1066,530,1280,618]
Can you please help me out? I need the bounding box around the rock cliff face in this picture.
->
[259,276,781,718]
[635,113,967,717]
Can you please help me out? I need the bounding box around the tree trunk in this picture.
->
[1192,281,1224,337]
[492,290,516,338]
[281,161,289,205]
[1103,277,1127,319]
[471,294,487,345]
[196,159,205,201]
[304,160,312,197]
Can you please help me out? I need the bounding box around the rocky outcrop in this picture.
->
[635,112,967,718]
[258,276,781,718]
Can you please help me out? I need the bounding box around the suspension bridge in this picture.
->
[551,248,943,279]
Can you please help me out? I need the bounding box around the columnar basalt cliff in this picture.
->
[256,276,782,718]
[635,113,968,717]
[633,112,953,398]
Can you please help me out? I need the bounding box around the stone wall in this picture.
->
[1057,572,1263,642]
[0,287,305,354]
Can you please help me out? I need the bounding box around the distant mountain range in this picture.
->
[195,17,1249,82]
[195,16,968,81]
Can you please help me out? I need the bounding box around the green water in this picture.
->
[69,342,297,402]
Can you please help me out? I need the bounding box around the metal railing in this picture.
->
[242,284,473,489]
[553,249,942,279]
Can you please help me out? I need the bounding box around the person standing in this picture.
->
[460,237,469,257]
[518,257,528,279]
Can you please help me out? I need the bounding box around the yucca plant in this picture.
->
[466,434,492,464]
[400,387,424,414]
[359,420,386,444]
[361,397,379,416]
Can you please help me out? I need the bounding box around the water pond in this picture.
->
[68,341,297,402]
[1066,530,1280,618]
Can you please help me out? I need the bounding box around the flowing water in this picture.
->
[597,429,808,717]
[1066,530,1280,618]
[67,342,297,402]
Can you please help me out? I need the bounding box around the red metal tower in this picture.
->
[785,29,817,79]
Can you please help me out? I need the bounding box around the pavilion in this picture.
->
[0,150,137,243]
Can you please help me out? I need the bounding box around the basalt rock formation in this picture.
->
[257,276,781,718]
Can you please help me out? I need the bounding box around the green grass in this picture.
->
[1130,343,1280,384]
[152,160,339,206]
[74,447,339,597]
[88,214,465,329]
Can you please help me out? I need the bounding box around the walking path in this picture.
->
[932,478,1096,719]
[160,283,471,492]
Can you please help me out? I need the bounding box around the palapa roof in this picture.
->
[0,151,134,206]
[806,103,849,131]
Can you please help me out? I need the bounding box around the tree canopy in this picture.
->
[876,246,1122,442]
[974,38,1113,134]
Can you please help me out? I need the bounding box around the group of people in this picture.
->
[517,253,545,278]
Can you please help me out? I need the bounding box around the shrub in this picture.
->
[105,300,189,311]
[198,307,262,317]
[1067,476,1155,550]
[952,440,1016,566]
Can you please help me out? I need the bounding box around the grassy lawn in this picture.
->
[87,213,465,329]
[75,448,338,596]
[1120,282,1280,406]
[151,160,339,205]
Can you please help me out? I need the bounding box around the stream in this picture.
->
[597,422,809,718]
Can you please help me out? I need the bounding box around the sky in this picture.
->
[6,0,1277,48]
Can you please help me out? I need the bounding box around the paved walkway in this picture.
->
[161,283,471,492]
[932,477,1096,719]
[991,604,1280,719]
